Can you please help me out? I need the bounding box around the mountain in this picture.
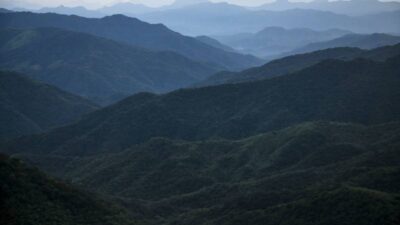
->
[4,54,400,156]
[167,0,210,9]
[0,12,262,71]
[36,5,104,18]
[9,122,400,225]
[290,33,400,55]
[0,70,98,141]
[138,3,400,35]
[0,28,219,104]
[0,8,12,13]
[257,0,400,16]
[99,3,157,16]
[214,27,351,58]
[199,44,400,86]
[195,35,236,52]
[0,154,136,225]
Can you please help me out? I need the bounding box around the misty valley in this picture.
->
[0,0,400,225]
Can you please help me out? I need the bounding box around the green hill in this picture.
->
[12,122,400,225]
[0,154,136,225]
[3,54,400,156]
[0,70,98,140]
[0,28,219,104]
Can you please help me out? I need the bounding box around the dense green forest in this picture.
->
[10,122,400,225]
[0,71,98,140]
[0,8,399,225]
[0,154,136,225]
[4,55,400,156]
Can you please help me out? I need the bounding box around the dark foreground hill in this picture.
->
[0,28,219,104]
[12,122,400,225]
[199,44,400,86]
[4,55,400,156]
[0,71,98,140]
[0,12,262,71]
[0,154,136,225]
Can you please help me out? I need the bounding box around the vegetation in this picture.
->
[13,121,400,225]
[4,55,400,156]
[0,28,220,104]
[0,12,262,71]
[199,43,400,86]
[0,154,136,225]
[0,70,98,140]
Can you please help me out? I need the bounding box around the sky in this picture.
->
[1,0,398,9]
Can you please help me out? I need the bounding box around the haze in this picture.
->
[2,0,398,9]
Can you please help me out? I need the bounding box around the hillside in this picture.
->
[290,33,400,55]
[215,27,350,58]
[0,154,135,225]
[195,35,236,52]
[12,122,400,225]
[0,28,219,104]
[4,55,400,156]
[199,44,400,86]
[0,71,98,140]
[0,12,262,71]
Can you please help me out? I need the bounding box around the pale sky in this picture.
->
[0,0,398,9]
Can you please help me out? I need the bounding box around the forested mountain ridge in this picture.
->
[0,12,262,71]
[10,122,400,225]
[0,154,136,225]
[199,44,400,86]
[3,54,400,156]
[0,28,219,104]
[0,70,98,140]
[289,33,400,55]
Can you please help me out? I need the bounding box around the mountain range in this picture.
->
[1,2,399,224]
[214,27,351,58]
[0,70,98,141]
[199,43,400,86]
[4,51,400,156]
[287,33,400,56]
[6,121,400,225]
[6,0,399,35]
[138,2,400,35]
[0,27,220,104]
[257,0,400,16]
[0,12,262,71]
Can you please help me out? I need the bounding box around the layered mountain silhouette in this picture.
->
[138,2,400,35]
[214,27,351,58]
[199,44,400,86]
[0,28,220,104]
[4,53,400,156]
[258,0,400,16]
[195,35,236,52]
[0,12,262,71]
[36,5,104,18]
[288,33,400,55]
[1,3,399,224]
[0,70,98,140]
